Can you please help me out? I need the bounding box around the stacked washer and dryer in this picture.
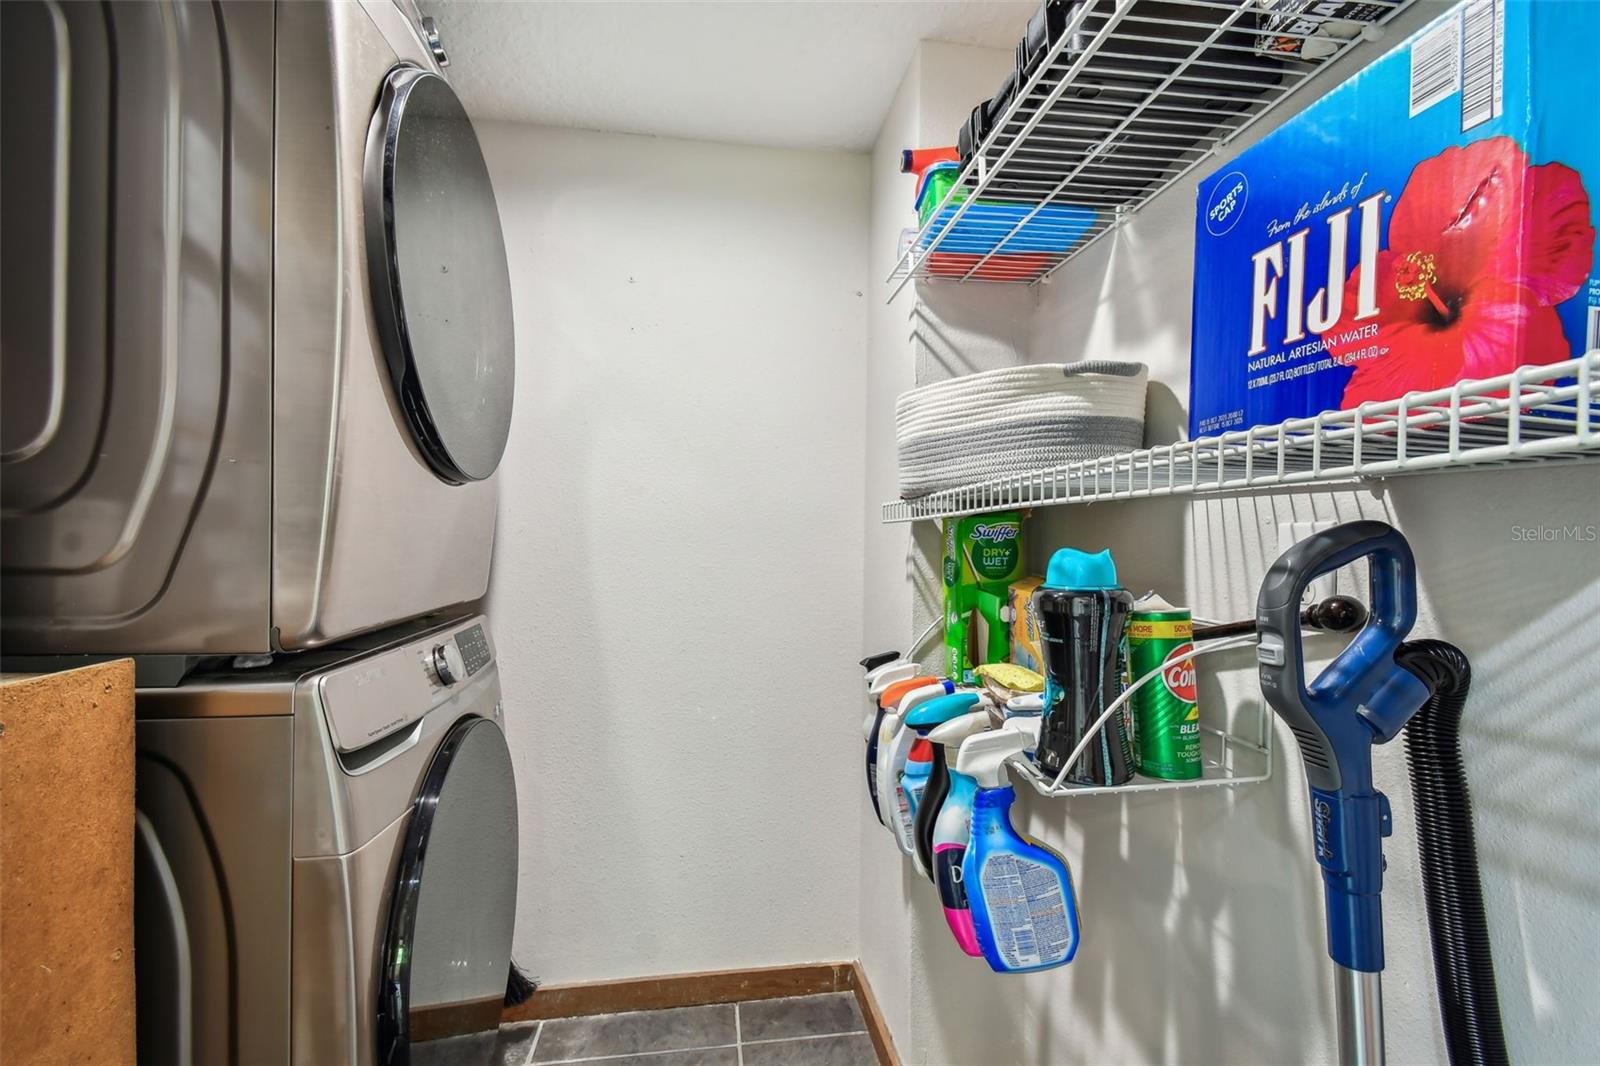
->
[1,2,521,1062]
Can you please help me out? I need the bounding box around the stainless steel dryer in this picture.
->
[134,614,518,1065]
[0,0,515,656]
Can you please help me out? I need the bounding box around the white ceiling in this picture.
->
[418,1,1033,151]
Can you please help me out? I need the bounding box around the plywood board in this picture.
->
[1,660,136,1065]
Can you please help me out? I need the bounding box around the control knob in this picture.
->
[430,642,465,686]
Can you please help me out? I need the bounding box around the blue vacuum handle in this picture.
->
[1257,521,1423,787]
[1256,521,1431,972]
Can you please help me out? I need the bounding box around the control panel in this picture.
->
[319,617,497,753]
[455,623,491,677]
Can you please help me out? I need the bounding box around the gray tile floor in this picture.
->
[483,992,879,1066]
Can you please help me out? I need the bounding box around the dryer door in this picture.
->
[365,67,515,485]
[377,715,518,1064]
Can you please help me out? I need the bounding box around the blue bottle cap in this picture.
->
[1044,547,1119,590]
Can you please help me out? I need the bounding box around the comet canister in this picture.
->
[1128,598,1201,781]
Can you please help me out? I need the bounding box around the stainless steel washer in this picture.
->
[134,615,518,1065]
[1,1,515,656]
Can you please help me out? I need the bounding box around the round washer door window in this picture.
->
[366,67,515,484]
[377,715,519,1064]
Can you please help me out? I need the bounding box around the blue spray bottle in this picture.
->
[955,729,1081,974]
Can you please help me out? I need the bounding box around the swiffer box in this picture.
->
[1190,0,1599,438]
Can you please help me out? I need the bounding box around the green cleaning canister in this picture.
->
[1127,596,1201,781]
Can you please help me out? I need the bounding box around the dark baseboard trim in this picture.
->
[500,960,898,1064]
[847,962,901,1066]
[411,994,504,1042]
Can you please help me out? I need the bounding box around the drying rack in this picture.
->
[887,0,1416,295]
[884,354,1600,524]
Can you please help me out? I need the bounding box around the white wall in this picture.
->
[860,40,1037,1050]
[481,123,870,983]
[864,11,1600,1065]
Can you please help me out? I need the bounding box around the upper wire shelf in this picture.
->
[887,0,1414,296]
[882,354,1600,524]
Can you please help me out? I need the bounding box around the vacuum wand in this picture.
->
[1255,522,1433,1066]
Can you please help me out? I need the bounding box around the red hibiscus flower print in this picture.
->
[1323,135,1594,407]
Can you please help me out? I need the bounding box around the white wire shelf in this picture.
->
[887,0,1415,295]
[1012,720,1272,798]
[883,354,1600,524]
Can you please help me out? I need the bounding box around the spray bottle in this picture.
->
[861,666,926,825]
[876,681,955,864]
[906,691,991,881]
[956,729,1081,974]
[862,651,906,680]
[902,740,935,821]
[926,710,996,957]
[864,659,918,711]
[899,146,959,177]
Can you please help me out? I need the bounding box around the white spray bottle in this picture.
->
[876,681,954,866]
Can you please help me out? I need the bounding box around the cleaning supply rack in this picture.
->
[883,353,1600,523]
[886,0,1415,296]
[1016,626,1273,798]
[1012,717,1271,798]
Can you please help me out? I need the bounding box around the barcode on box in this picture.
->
[1410,15,1460,116]
[1461,0,1502,130]
[1586,306,1600,353]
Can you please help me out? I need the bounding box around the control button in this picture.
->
[1256,637,1285,666]
[431,642,466,686]
[455,624,491,676]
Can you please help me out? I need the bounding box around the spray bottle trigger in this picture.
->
[867,661,919,695]
[929,710,994,749]
[955,729,1029,788]
[906,690,984,729]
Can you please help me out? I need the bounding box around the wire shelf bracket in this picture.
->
[1012,720,1273,799]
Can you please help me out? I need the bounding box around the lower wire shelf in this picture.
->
[1011,717,1273,799]
[884,353,1599,524]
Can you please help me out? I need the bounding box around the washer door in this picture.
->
[365,67,515,485]
[377,716,519,1065]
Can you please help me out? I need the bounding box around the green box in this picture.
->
[942,512,1025,684]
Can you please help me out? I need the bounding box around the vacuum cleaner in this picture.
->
[1256,521,1507,1066]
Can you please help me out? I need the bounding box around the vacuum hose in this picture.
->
[1396,640,1509,1066]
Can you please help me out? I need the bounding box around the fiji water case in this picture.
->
[1189,0,1600,438]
